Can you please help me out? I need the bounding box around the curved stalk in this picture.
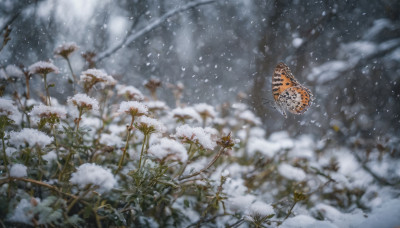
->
[116,116,135,174]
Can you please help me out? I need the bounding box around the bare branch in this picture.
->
[95,0,215,62]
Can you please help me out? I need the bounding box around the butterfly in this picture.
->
[271,62,313,118]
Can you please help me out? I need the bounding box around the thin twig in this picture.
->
[95,0,215,62]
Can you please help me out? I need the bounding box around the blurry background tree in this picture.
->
[1,0,400,141]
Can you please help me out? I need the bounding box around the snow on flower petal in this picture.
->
[248,201,274,217]
[0,98,20,122]
[28,61,59,75]
[116,84,144,101]
[67,93,99,112]
[136,116,166,133]
[80,68,116,86]
[117,101,148,116]
[9,128,53,148]
[29,104,67,119]
[175,124,217,150]
[70,163,116,193]
[54,42,78,58]
[148,138,187,162]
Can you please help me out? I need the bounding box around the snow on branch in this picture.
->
[95,0,215,62]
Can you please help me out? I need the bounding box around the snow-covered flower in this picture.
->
[278,163,307,181]
[248,201,274,218]
[80,68,116,91]
[143,100,169,112]
[175,124,217,150]
[238,110,262,126]
[116,84,144,101]
[10,164,28,178]
[99,133,124,147]
[9,128,53,148]
[67,93,99,112]
[70,163,116,193]
[5,64,24,78]
[117,101,148,117]
[136,116,166,133]
[171,107,202,122]
[194,103,217,119]
[54,42,78,58]
[148,138,187,162]
[0,98,20,122]
[28,61,59,75]
[29,104,67,120]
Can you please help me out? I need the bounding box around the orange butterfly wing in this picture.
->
[272,62,299,101]
[272,63,313,117]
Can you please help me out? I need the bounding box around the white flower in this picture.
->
[116,84,144,101]
[136,116,166,133]
[0,98,20,122]
[10,164,27,177]
[9,128,53,148]
[67,93,99,112]
[175,124,217,150]
[148,138,188,162]
[29,104,67,119]
[117,101,148,116]
[70,163,116,193]
[28,61,59,75]
[80,68,116,86]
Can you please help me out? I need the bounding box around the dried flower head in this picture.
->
[144,77,161,99]
[136,116,166,134]
[194,103,217,119]
[29,104,67,119]
[118,101,148,117]
[171,107,202,122]
[54,42,78,59]
[116,84,144,101]
[28,61,59,75]
[175,124,217,150]
[148,138,188,162]
[143,101,169,112]
[80,68,116,92]
[0,98,20,122]
[67,93,99,112]
[9,128,53,148]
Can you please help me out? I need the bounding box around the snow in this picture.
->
[137,116,166,133]
[117,101,148,116]
[227,194,256,213]
[292,37,303,48]
[28,61,59,75]
[99,133,124,147]
[171,107,202,122]
[357,199,400,228]
[70,163,116,193]
[54,42,78,58]
[10,164,28,177]
[116,84,144,101]
[8,198,40,225]
[42,150,57,163]
[67,93,100,112]
[0,98,20,122]
[248,201,274,217]
[238,110,261,125]
[5,65,24,78]
[278,163,306,181]
[80,68,116,86]
[148,138,188,162]
[280,215,337,228]
[9,128,53,148]
[194,103,217,118]
[143,100,169,111]
[174,124,217,150]
[247,137,280,158]
[29,104,67,119]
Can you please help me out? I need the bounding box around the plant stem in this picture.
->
[25,74,30,99]
[66,57,77,92]
[75,107,83,132]
[138,133,147,171]
[179,146,225,181]
[43,73,51,106]
[283,201,298,221]
[1,134,9,175]
[175,143,193,178]
[116,116,135,174]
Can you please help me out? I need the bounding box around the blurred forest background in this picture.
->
[1,0,400,145]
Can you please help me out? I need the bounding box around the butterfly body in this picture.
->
[272,63,313,118]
